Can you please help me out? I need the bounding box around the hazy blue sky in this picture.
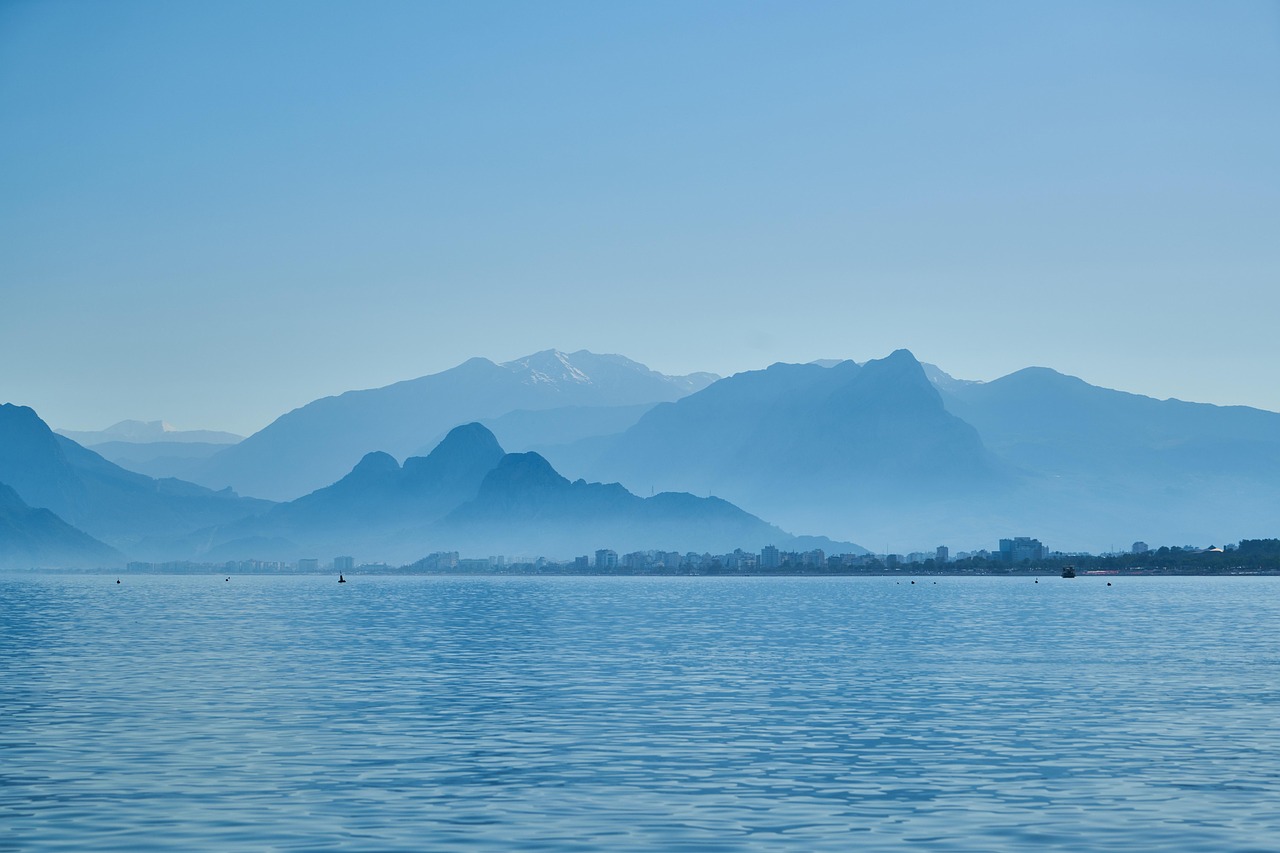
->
[3,1,1278,434]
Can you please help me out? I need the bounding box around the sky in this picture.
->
[2,0,1278,435]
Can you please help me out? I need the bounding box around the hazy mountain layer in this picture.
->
[87,440,235,481]
[195,424,851,563]
[192,350,718,501]
[546,352,1280,551]
[16,344,1279,557]
[559,350,1011,545]
[451,403,657,457]
[199,423,505,560]
[0,482,121,569]
[58,420,242,446]
[928,365,1280,549]
[0,404,272,551]
[439,451,799,557]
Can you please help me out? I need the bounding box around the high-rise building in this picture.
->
[622,551,649,570]
[333,556,354,571]
[802,549,826,567]
[297,558,319,571]
[1132,541,1149,554]
[595,549,618,570]
[760,545,780,569]
[936,546,949,564]
[999,537,1045,562]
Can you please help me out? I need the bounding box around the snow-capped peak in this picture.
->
[503,350,595,386]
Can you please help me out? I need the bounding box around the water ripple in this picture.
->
[2,575,1280,850]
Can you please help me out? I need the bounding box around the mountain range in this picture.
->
[535,352,1280,549]
[192,423,846,563]
[57,419,244,446]
[557,350,1006,500]
[927,364,1280,549]
[9,346,1280,563]
[186,350,717,501]
[0,402,853,567]
[0,404,271,557]
[54,420,245,482]
[0,482,120,568]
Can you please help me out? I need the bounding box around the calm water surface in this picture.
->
[3,574,1279,851]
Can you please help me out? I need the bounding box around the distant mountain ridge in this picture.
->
[928,365,1280,548]
[195,423,851,563]
[82,440,234,482]
[427,403,659,461]
[0,404,271,553]
[58,420,242,446]
[0,482,120,568]
[441,450,804,557]
[204,423,506,556]
[553,350,1011,546]
[190,349,719,501]
[538,350,1280,550]
[16,346,1279,558]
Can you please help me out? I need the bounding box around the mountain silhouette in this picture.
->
[438,451,815,556]
[18,345,1279,557]
[195,423,847,562]
[928,365,1280,547]
[566,350,1010,542]
[258,423,501,527]
[57,420,242,446]
[0,404,271,551]
[191,350,717,501]
[549,349,1280,549]
[0,481,121,568]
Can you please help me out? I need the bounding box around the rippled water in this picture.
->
[3,574,1280,851]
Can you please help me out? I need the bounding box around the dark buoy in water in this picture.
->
[1107,582,1112,586]
[1035,579,1039,583]
[338,574,346,584]
[225,577,230,582]
[116,579,120,584]
[911,580,915,585]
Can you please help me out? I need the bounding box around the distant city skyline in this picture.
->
[3,1,1278,435]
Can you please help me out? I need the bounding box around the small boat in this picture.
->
[1061,566,1076,579]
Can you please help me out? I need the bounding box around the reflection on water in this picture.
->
[3,574,1279,851]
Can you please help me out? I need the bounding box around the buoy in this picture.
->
[1107,582,1112,586]
[338,574,346,584]
[115,579,120,584]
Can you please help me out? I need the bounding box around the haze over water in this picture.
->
[4,573,1278,851]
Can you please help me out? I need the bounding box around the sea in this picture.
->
[3,573,1279,851]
